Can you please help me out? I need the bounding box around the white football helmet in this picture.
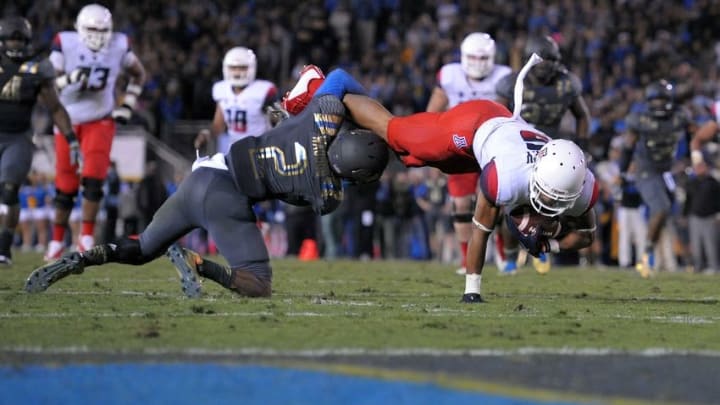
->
[223,47,257,88]
[460,32,496,80]
[529,139,587,217]
[75,4,112,51]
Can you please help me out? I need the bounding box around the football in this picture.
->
[507,205,561,237]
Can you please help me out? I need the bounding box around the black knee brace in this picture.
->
[1,183,19,206]
[54,190,77,210]
[82,178,105,202]
[451,195,477,223]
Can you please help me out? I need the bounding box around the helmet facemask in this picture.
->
[2,37,29,60]
[644,80,675,118]
[223,47,257,88]
[76,4,113,51]
[0,17,33,60]
[528,140,586,217]
[460,33,496,80]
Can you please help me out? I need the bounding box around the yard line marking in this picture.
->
[1,310,717,323]
[0,311,362,318]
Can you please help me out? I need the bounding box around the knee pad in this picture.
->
[54,190,77,210]
[451,195,476,223]
[452,213,473,223]
[1,183,19,206]
[81,178,105,202]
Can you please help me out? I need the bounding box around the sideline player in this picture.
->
[425,32,511,275]
[194,47,278,154]
[46,3,146,260]
[26,95,390,298]
[620,80,691,277]
[282,55,598,302]
[0,17,78,265]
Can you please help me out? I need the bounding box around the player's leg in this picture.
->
[634,175,670,277]
[48,129,80,260]
[447,173,477,275]
[0,135,34,264]
[26,168,209,293]
[77,119,115,251]
[196,170,271,297]
[702,216,720,273]
[34,207,50,252]
[500,220,520,274]
[19,207,33,252]
[617,207,631,268]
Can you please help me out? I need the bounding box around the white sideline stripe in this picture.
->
[3,346,720,358]
[0,311,363,318]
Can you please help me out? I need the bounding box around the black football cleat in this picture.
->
[166,244,203,298]
[25,252,85,293]
[461,293,485,303]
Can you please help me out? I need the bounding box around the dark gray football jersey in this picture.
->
[496,68,581,137]
[226,95,345,215]
[625,109,690,173]
[0,56,55,133]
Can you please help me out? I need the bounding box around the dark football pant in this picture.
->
[138,167,271,279]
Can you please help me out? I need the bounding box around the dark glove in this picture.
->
[111,104,132,124]
[506,215,549,257]
[65,132,82,168]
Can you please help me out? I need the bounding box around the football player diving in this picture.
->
[281,54,598,303]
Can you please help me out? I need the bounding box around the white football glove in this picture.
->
[55,68,89,90]
[111,104,133,124]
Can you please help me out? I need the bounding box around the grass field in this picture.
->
[1,253,718,353]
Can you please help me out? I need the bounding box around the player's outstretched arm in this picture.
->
[425,86,449,112]
[343,93,393,142]
[556,209,596,251]
[466,191,501,276]
[39,82,74,138]
[195,104,226,149]
[39,81,81,166]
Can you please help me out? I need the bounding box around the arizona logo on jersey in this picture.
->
[452,134,468,148]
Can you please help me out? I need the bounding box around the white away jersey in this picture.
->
[212,79,277,144]
[436,63,511,107]
[473,117,598,216]
[50,32,136,124]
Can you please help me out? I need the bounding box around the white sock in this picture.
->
[464,273,482,294]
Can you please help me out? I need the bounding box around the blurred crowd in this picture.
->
[7,0,720,272]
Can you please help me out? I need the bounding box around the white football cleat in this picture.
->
[44,240,65,262]
[282,65,325,115]
[78,234,95,253]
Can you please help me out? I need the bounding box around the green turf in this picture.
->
[1,253,718,352]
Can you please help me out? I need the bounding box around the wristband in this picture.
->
[123,93,138,109]
[123,84,143,109]
[691,150,704,166]
[126,83,143,96]
[472,216,494,233]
